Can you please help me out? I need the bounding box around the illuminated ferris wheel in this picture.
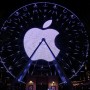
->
[0,2,89,88]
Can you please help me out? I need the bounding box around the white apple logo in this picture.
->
[23,20,60,62]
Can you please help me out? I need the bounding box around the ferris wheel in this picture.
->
[0,2,89,89]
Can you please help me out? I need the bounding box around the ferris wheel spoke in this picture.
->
[60,59,71,69]
[61,58,77,73]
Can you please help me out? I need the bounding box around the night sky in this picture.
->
[0,0,90,36]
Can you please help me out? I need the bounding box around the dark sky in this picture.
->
[0,0,90,64]
[0,0,90,34]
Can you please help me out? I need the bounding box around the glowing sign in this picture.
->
[24,20,59,61]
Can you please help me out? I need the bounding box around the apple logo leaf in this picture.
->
[43,20,52,29]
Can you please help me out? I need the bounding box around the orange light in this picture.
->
[29,80,33,84]
[52,81,55,86]
[52,81,55,84]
